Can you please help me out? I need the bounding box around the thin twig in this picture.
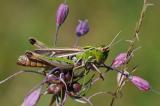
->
[127,0,153,54]
[0,70,44,85]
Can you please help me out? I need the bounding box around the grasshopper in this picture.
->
[17,37,84,70]
[17,32,120,78]
[18,38,116,81]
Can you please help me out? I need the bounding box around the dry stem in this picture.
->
[110,0,153,106]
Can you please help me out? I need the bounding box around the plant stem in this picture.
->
[110,0,153,105]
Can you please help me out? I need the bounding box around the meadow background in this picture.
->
[0,0,160,106]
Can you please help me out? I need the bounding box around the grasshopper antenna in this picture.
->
[108,31,121,47]
[104,31,122,49]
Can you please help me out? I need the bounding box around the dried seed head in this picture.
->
[117,71,129,87]
[112,53,129,68]
[56,3,69,27]
[129,76,150,91]
[76,20,89,37]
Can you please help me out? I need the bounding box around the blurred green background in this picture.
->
[0,0,160,106]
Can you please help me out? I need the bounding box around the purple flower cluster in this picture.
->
[22,68,85,106]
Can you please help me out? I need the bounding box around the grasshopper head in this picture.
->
[100,46,110,63]
[102,46,110,53]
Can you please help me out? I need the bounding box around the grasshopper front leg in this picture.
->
[91,63,104,80]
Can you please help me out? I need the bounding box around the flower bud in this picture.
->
[72,83,81,93]
[56,3,69,27]
[47,84,62,94]
[64,72,72,82]
[76,20,89,37]
[46,74,59,84]
[22,87,42,106]
[112,53,129,68]
[129,76,150,91]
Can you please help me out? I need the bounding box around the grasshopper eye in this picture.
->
[101,47,109,52]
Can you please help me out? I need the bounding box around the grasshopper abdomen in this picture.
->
[17,55,49,67]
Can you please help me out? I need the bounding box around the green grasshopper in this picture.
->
[17,37,83,69]
[17,32,120,78]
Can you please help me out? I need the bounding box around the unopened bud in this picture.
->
[76,20,89,37]
[112,53,129,68]
[64,72,72,82]
[129,76,150,91]
[22,87,42,106]
[56,3,69,27]
[73,83,81,93]
[46,74,59,84]
[47,84,62,94]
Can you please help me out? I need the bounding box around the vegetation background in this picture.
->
[0,0,160,106]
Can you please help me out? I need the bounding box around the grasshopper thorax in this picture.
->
[79,46,110,64]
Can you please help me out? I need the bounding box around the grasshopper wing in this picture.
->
[25,51,74,70]
[34,48,84,57]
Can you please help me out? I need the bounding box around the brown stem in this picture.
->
[127,0,153,54]
[110,0,153,106]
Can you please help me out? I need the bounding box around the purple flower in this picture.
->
[22,87,42,106]
[76,20,89,37]
[129,76,150,91]
[56,3,69,27]
[112,53,129,68]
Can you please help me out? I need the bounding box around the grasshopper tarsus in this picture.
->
[100,74,104,81]
[29,37,48,49]
[29,37,36,45]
